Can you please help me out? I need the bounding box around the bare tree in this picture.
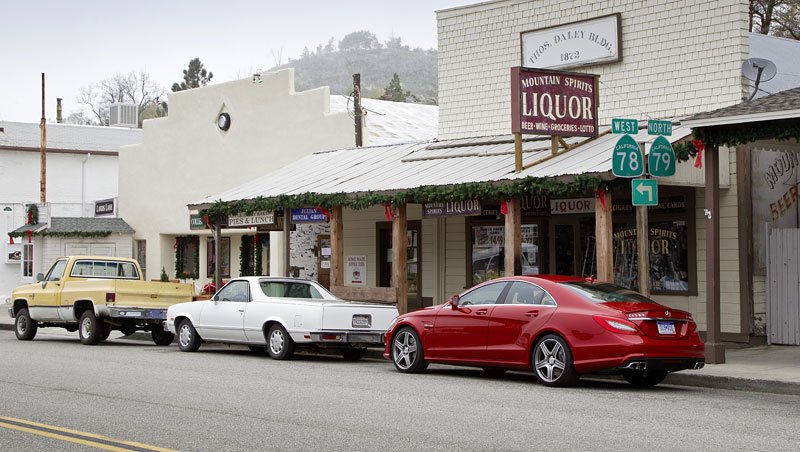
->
[751,0,800,39]
[76,71,166,126]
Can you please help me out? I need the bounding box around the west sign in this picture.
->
[511,67,599,138]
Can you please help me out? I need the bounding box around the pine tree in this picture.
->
[171,58,214,92]
[380,73,410,102]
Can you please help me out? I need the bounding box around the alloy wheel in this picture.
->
[393,330,418,370]
[534,338,566,383]
[179,324,192,348]
[16,316,27,336]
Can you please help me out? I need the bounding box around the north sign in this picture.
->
[647,119,672,136]
[612,134,644,177]
[632,179,658,206]
[648,136,676,177]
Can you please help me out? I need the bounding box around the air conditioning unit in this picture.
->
[109,103,138,128]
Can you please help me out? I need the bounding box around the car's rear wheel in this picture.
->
[15,308,37,341]
[177,319,202,352]
[340,348,367,361]
[623,370,668,388]
[78,311,105,345]
[151,326,175,346]
[532,334,579,387]
[391,327,428,373]
[266,324,295,360]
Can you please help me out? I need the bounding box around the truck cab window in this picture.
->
[46,260,68,282]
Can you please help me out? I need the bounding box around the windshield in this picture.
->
[561,281,655,304]
[257,280,330,300]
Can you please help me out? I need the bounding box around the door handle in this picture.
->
[525,310,540,318]
[238,309,245,313]
[475,309,489,316]
[150,294,158,298]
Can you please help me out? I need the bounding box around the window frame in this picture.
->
[214,279,251,302]
[69,259,140,280]
[498,280,558,306]
[458,281,511,306]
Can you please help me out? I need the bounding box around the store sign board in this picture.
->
[228,211,275,227]
[648,136,676,177]
[189,214,206,230]
[521,14,621,70]
[94,199,115,217]
[346,255,367,287]
[611,118,638,134]
[510,66,599,137]
[632,179,658,206]
[291,208,327,223]
[647,119,672,136]
[550,197,595,215]
[612,134,644,177]
[423,200,481,217]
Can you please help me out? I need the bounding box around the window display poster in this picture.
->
[6,242,21,263]
[346,255,367,286]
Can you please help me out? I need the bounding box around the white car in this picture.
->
[164,277,399,361]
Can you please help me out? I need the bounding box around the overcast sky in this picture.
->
[0,0,467,123]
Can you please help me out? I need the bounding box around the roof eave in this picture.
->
[682,109,800,128]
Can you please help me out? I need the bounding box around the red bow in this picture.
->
[315,207,331,220]
[500,200,508,215]
[594,189,606,209]
[27,211,32,225]
[692,140,705,169]
[8,236,13,245]
[173,238,179,250]
[26,230,32,243]
[384,204,396,221]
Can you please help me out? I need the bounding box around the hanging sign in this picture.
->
[228,211,275,227]
[550,198,595,215]
[346,255,367,287]
[94,199,115,217]
[291,208,327,223]
[648,136,676,177]
[647,119,672,136]
[510,66,599,137]
[423,200,482,218]
[189,214,206,230]
[521,14,621,70]
[612,135,644,177]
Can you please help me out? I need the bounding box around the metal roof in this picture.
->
[682,86,800,127]
[10,217,135,235]
[328,96,438,146]
[0,121,142,153]
[190,124,690,209]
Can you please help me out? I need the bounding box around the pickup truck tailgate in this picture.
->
[321,302,398,331]
[112,280,193,309]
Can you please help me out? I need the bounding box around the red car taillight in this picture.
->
[593,315,643,335]
[105,292,116,303]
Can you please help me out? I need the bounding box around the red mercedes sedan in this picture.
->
[383,275,705,387]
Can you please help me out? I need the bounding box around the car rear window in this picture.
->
[258,281,324,299]
[561,281,654,304]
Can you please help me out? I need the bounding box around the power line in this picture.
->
[599,80,653,120]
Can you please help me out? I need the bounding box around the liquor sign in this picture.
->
[94,198,115,217]
[550,197,595,215]
[511,67,599,137]
[423,200,482,218]
[291,208,328,223]
[648,136,676,177]
[521,14,621,70]
[228,210,275,227]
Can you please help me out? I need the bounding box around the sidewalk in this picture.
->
[2,303,799,395]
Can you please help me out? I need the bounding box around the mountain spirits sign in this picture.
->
[521,14,621,70]
[511,67,599,137]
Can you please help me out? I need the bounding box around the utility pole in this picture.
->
[353,73,363,147]
[40,73,47,203]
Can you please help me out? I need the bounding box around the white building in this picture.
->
[118,68,437,286]
[1,121,142,300]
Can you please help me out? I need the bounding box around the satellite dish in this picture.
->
[742,58,777,100]
[742,58,777,82]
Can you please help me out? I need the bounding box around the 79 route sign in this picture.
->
[648,136,676,177]
[612,134,643,177]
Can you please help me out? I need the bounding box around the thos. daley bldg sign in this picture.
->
[511,67,599,137]
[521,14,621,70]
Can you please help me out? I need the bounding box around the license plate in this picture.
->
[657,321,676,335]
[352,314,371,328]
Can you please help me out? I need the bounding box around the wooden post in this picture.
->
[353,74,363,147]
[705,144,725,364]
[283,208,291,277]
[504,199,522,276]
[514,133,523,172]
[551,136,559,155]
[392,204,408,314]
[214,217,222,291]
[40,73,47,203]
[595,190,613,282]
[636,143,649,297]
[330,206,344,287]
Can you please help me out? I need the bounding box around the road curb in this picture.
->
[0,323,13,332]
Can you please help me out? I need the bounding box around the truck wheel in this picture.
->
[177,319,201,352]
[15,308,38,341]
[151,326,175,346]
[266,324,295,360]
[340,348,367,361]
[78,311,104,345]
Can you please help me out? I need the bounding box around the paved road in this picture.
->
[1,328,799,452]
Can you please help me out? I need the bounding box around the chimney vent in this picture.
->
[56,98,63,123]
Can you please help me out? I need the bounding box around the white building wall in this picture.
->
[436,0,750,140]
[118,69,356,281]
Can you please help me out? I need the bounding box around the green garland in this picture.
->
[254,234,266,276]
[26,204,39,225]
[204,175,610,218]
[673,141,699,162]
[174,235,199,279]
[8,230,112,239]
[239,234,267,276]
[693,118,800,148]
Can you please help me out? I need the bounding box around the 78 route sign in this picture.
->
[612,134,643,177]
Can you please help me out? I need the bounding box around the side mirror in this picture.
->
[36,273,44,282]
[449,295,460,309]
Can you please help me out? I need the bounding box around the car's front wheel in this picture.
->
[532,334,579,387]
[266,324,295,360]
[391,327,428,373]
[623,370,668,388]
[177,319,202,352]
[15,308,37,341]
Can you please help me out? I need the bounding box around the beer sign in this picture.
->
[511,67,599,138]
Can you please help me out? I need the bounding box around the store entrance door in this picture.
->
[549,218,595,277]
[377,221,422,310]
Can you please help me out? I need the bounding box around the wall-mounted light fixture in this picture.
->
[2,207,11,212]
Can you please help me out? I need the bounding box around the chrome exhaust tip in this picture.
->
[623,361,648,370]
[693,362,705,369]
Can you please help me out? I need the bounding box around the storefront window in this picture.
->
[22,243,33,278]
[207,237,231,278]
[612,220,690,293]
[472,224,539,285]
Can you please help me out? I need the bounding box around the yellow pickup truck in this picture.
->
[9,256,194,345]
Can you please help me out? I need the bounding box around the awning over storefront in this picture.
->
[682,86,800,128]
[189,124,692,209]
[8,217,135,237]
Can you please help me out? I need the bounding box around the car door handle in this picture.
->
[475,309,489,316]
[525,310,539,318]
[238,309,244,313]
